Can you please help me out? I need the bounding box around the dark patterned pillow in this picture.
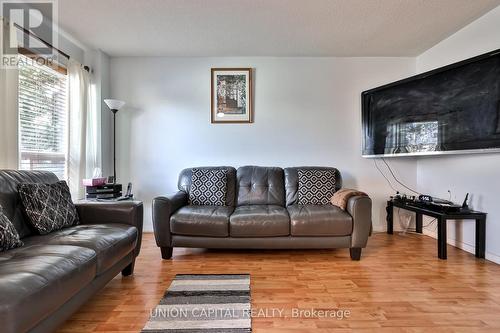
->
[0,207,23,251]
[297,169,337,205]
[189,168,228,206]
[18,181,79,235]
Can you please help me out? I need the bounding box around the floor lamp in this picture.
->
[104,99,126,184]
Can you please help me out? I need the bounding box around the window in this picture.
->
[18,54,68,179]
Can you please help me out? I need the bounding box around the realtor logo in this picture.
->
[1,0,57,67]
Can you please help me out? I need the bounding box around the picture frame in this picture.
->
[211,68,253,123]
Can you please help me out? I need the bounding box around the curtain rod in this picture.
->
[14,22,70,59]
[13,22,90,72]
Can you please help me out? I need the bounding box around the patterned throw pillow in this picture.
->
[0,207,23,251]
[297,169,337,205]
[189,168,228,206]
[18,181,79,235]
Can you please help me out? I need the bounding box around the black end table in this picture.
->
[386,199,486,260]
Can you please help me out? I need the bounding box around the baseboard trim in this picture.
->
[423,229,500,264]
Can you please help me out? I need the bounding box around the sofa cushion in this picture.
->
[0,244,96,333]
[230,205,290,237]
[288,204,352,236]
[18,181,79,234]
[171,206,234,237]
[178,167,237,206]
[189,168,228,206]
[22,224,137,274]
[236,166,285,206]
[0,170,59,239]
[297,169,337,205]
[0,208,23,251]
[284,167,342,206]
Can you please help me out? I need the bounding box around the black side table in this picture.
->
[386,199,487,260]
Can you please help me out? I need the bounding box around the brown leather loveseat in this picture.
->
[153,166,371,260]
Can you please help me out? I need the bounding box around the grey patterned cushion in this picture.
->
[189,168,228,206]
[18,181,79,235]
[0,206,23,251]
[297,169,337,205]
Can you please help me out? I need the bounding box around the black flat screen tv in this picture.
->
[362,49,500,157]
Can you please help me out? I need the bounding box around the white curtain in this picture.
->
[67,59,100,199]
[0,17,19,169]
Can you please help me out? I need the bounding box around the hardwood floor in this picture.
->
[57,232,500,333]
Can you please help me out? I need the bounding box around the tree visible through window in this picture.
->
[18,54,68,179]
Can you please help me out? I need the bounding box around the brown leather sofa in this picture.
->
[153,166,371,260]
[0,170,143,333]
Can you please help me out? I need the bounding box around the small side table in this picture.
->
[386,199,487,260]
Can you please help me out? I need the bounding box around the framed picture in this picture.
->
[211,68,253,123]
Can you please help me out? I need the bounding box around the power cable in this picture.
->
[373,159,398,192]
[381,158,420,195]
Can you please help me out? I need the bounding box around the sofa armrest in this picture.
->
[75,201,144,257]
[346,195,372,248]
[152,191,188,247]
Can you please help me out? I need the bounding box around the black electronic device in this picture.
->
[362,48,500,157]
[462,193,470,209]
[86,192,121,199]
[125,182,132,197]
[86,183,122,194]
[429,201,462,213]
[86,183,122,199]
[395,192,462,213]
[116,182,133,201]
[418,194,433,203]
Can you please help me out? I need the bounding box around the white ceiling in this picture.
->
[58,0,500,57]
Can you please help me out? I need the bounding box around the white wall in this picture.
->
[110,57,416,231]
[415,6,500,263]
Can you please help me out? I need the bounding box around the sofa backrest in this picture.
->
[236,166,285,206]
[178,166,237,206]
[0,170,59,238]
[284,167,342,206]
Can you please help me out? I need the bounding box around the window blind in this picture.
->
[18,54,68,179]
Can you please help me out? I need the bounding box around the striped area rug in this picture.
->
[142,274,251,332]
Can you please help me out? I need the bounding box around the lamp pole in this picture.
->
[112,109,118,184]
[104,99,126,185]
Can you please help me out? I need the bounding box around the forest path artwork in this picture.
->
[211,68,253,123]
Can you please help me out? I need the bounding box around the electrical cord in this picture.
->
[373,157,417,195]
[423,218,437,228]
[381,158,420,195]
[373,159,398,192]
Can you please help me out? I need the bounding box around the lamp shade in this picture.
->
[104,99,126,111]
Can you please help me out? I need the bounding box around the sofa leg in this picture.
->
[350,248,362,260]
[161,247,173,260]
[122,260,135,276]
